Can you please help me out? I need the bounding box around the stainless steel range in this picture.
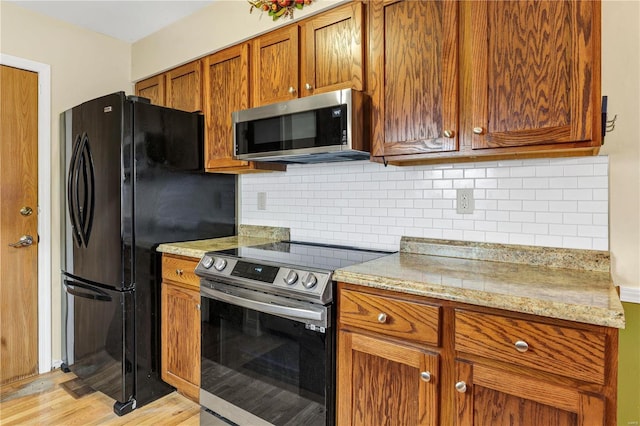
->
[195,241,390,426]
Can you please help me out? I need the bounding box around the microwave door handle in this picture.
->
[201,286,324,322]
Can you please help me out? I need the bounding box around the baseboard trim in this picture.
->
[620,286,640,304]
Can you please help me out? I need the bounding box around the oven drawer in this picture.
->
[339,288,440,346]
[454,309,607,384]
[162,255,200,289]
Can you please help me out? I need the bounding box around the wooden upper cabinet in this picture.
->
[301,1,364,96]
[252,26,299,106]
[252,2,364,106]
[204,44,285,173]
[369,0,459,159]
[135,74,166,106]
[165,61,202,112]
[466,0,601,151]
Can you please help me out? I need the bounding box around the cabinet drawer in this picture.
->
[339,289,440,346]
[162,255,200,289]
[454,310,606,385]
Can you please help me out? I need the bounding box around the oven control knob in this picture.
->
[284,270,298,285]
[213,258,227,271]
[301,273,318,289]
[201,255,214,269]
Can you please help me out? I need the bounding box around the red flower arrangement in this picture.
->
[248,0,313,21]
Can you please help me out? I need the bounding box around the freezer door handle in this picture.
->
[64,279,112,302]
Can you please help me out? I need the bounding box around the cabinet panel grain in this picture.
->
[303,2,364,95]
[161,255,199,289]
[469,0,600,150]
[161,282,200,401]
[165,61,202,112]
[135,74,165,106]
[253,26,299,106]
[369,0,458,157]
[338,331,439,426]
[340,288,440,346]
[454,309,606,384]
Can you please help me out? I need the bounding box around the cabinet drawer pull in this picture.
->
[420,371,431,382]
[514,340,529,353]
[377,313,387,323]
[176,269,184,276]
[455,381,467,393]
[472,127,484,135]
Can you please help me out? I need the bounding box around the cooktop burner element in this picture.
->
[195,241,391,304]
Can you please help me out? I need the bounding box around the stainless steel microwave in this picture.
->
[232,88,368,164]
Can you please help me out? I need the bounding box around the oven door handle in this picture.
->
[201,286,325,322]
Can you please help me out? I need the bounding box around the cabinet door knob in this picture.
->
[420,371,431,382]
[443,129,455,138]
[288,86,296,95]
[305,83,313,91]
[20,206,33,216]
[514,340,529,353]
[455,381,467,393]
[473,127,484,135]
[196,303,201,311]
[176,269,184,276]
[377,313,387,323]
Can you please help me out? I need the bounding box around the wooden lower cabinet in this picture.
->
[161,255,201,402]
[454,361,605,425]
[336,283,618,426]
[338,331,440,425]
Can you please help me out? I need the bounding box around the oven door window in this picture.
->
[201,297,331,426]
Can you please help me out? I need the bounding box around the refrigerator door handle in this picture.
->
[67,133,96,248]
[77,133,96,246]
[64,279,113,302]
[67,133,83,247]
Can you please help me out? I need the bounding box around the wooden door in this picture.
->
[166,61,203,112]
[252,25,299,106]
[135,74,166,106]
[337,330,439,425]
[0,65,39,384]
[455,361,606,426]
[369,0,459,158]
[161,282,200,401]
[301,2,364,96]
[467,0,601,150]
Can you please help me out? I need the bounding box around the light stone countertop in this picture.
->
[158,231,624,329]
[156,225,290,259]
[333,237,625,329]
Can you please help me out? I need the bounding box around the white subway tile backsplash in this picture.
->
[240,157,609,251]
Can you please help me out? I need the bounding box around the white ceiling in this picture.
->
[7,1,216,43]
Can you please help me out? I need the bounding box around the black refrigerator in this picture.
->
[60,92,235,415]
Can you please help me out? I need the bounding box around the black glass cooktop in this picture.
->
[211,241,392,272]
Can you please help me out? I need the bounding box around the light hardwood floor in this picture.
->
[0,369,200,425]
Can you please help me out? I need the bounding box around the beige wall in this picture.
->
[132,0,345,81]
[0,1,132,361]
[600,0,640,298]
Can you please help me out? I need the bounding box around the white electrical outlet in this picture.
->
[257,192,267,210]
[456,188,474,214]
